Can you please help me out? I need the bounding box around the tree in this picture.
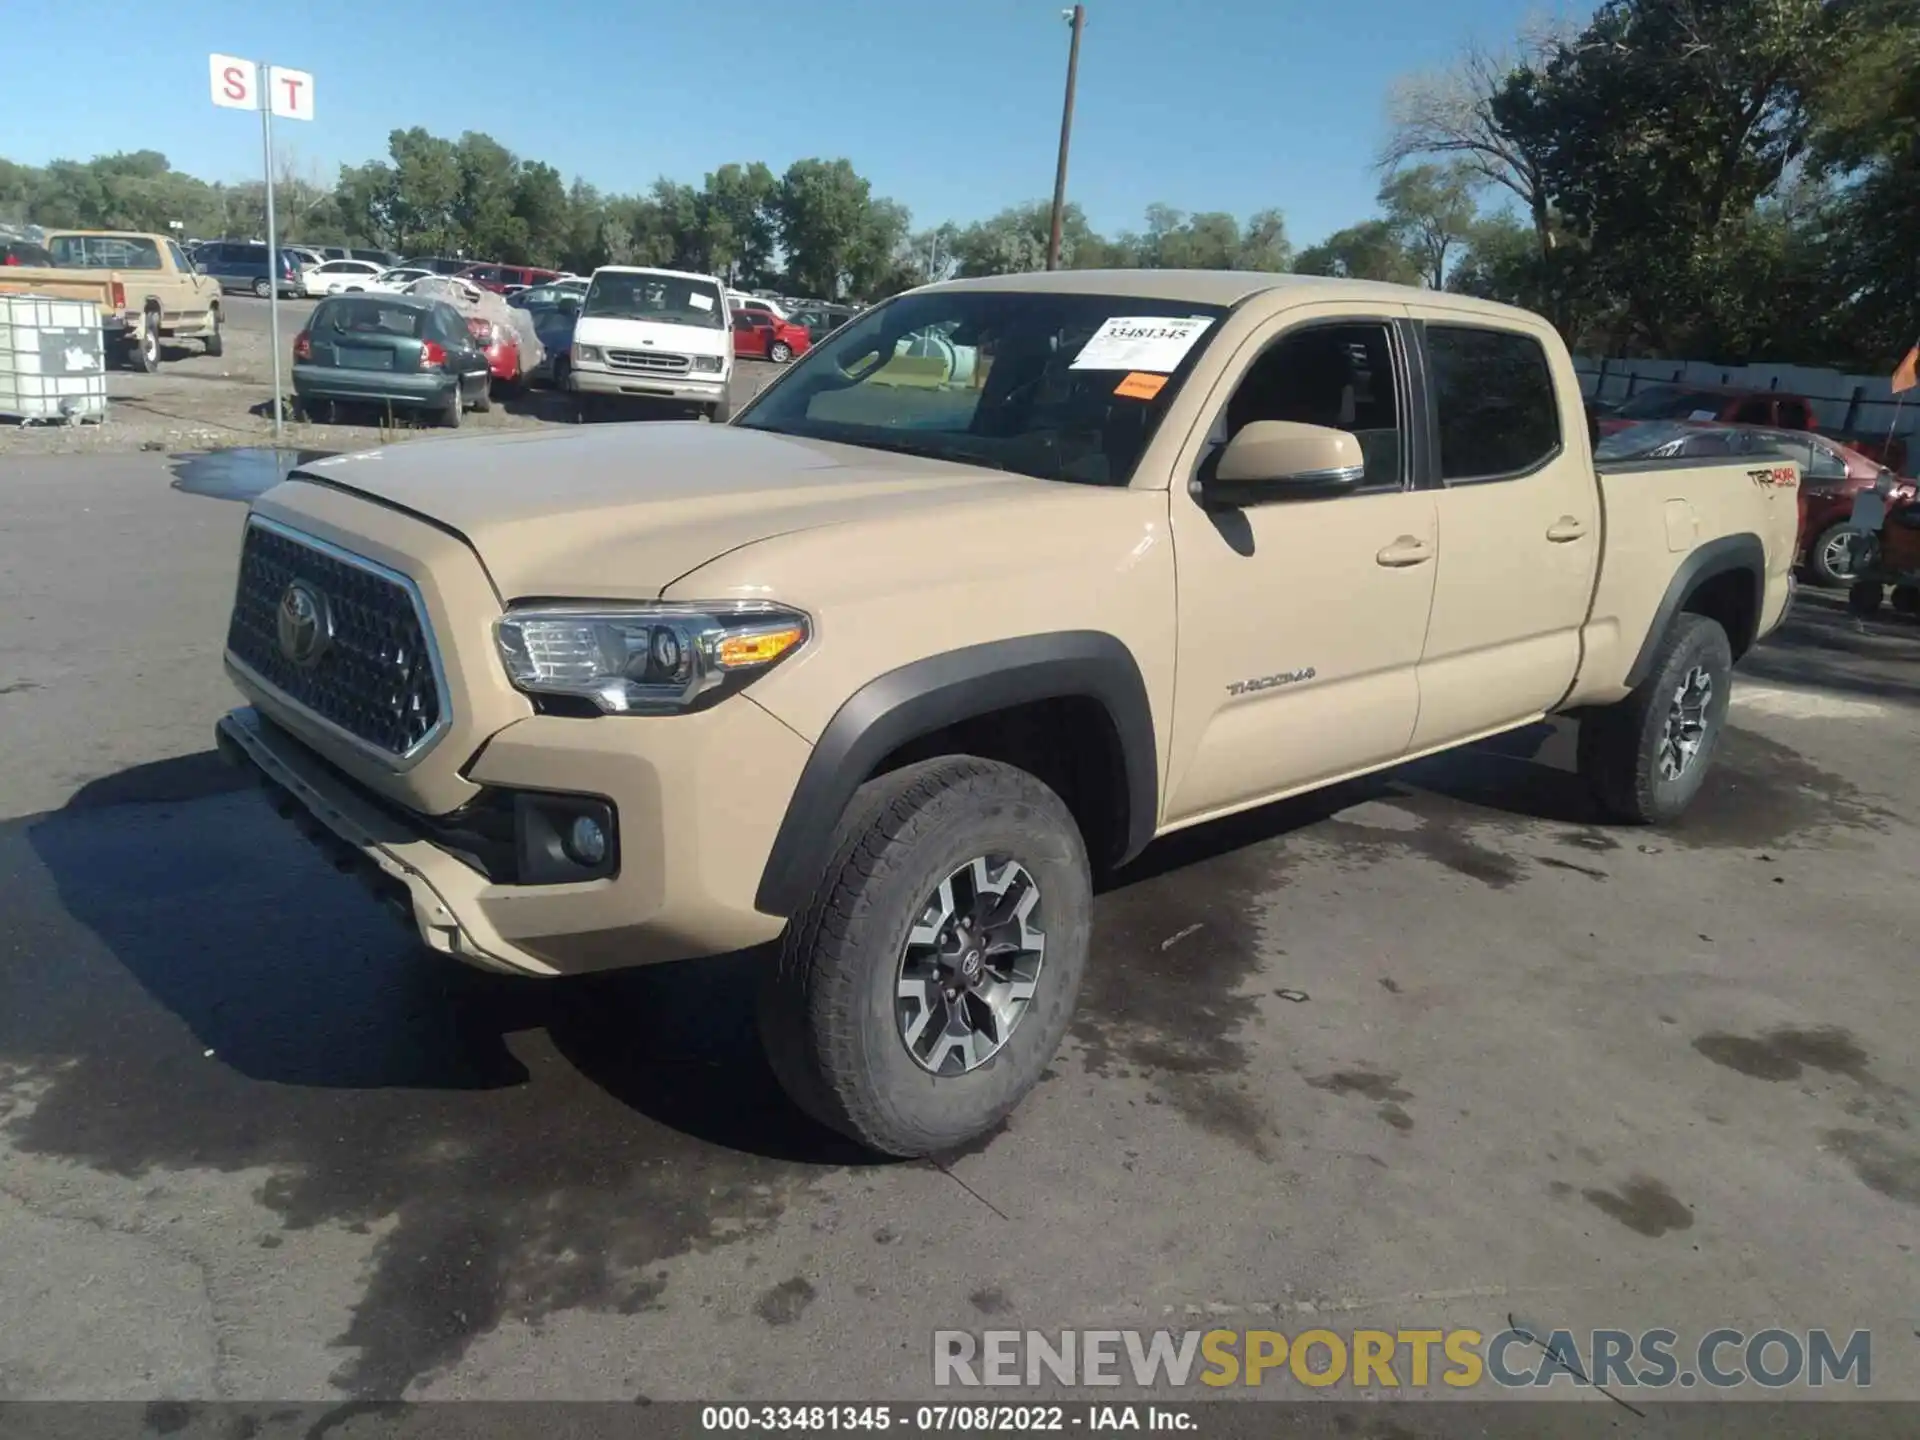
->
[1294,220,1424,284]
[775,158,873,298]
[1494,0,1836,355]
[697,162,778,284]
[1378,163,1479,288]
[386,128,461,254]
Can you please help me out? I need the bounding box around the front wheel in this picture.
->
[704,397,732,423]
[127,312,161,373]
[1578,613,1733,825]
[769,340,793,364]
[758,757,1091,1157]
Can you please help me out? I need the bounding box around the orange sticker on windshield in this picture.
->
[1114,371,1167,401]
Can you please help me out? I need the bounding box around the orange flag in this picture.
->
[1895,343,1920,394]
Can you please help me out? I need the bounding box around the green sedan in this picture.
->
[292,293,493,427]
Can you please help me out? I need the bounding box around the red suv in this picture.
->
[456,263,560,295]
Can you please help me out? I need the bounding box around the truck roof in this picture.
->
[925,268,1541,323]
[591,264,723,284]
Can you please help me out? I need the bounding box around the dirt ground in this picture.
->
[0,296,776,459]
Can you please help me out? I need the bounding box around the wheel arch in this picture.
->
[1625,533,1766,688]
[753,631,1159,917]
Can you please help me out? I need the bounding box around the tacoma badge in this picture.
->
[1227,667,1316,696]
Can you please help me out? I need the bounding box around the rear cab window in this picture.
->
[1424,325,1562,481]
[48,235,163,270]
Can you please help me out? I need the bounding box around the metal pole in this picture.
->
[260,61,284,441]
[1046,6,1085,272]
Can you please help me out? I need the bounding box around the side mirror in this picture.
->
[1198,421,1368,507]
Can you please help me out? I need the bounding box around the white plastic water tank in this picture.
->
[0,293,108,423]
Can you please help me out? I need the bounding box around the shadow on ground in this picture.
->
[2,594,1889,1396]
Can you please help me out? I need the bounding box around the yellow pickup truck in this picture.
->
[0,231,223,370]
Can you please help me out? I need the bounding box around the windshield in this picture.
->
[48,234,162,269]
[583,271,725,328]
[1613,385,1730,421]
[733,290,1229,486]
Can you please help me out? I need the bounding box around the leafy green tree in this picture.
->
[1378,164,1479,288]
[1294,220,1424,284]
[775,158,872,298]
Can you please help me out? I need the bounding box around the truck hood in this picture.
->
[280,423,1039,601]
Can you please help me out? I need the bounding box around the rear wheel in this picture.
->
[758,757,1092,1157]
[202,307,224,357]
[439,392,463,429]
[1578,613,1733,825]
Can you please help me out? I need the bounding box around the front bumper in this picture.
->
[569,365,727,404]
[215,697,807,977]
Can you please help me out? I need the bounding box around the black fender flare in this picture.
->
[753,631,1158,917]
[1624,532,1765,688]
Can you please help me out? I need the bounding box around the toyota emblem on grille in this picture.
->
[276,581,333,668]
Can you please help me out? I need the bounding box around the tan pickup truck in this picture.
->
[0,231,222,370]
[212,271,1799,1156]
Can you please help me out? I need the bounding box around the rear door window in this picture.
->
[1424,325,1563,481]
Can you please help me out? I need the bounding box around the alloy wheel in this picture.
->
[895,855,1045,1076]
[1657,664,1714,781]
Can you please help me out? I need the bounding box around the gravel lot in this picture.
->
[0,450,1917,1413]
[0,295,781,458]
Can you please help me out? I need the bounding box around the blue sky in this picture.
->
[2,0,1570,247]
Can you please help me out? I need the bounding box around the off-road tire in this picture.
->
[1578,613,1733,825]
[203,307,224,357]
[757,756,1092,1157]
[1848,581,1884,618]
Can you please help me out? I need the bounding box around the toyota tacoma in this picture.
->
[214,271,1799,1156]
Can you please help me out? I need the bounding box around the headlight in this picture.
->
[495,602,809,714]
[573,344,603,364]
[691,354,725,373]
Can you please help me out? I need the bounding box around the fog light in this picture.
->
[565,814,608,866]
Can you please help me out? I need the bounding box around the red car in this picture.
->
[456,263,560,295]
[1596,383,1817,436]
[465,316,522,389]
[1786,435,1917,587]
[731,308,810,364]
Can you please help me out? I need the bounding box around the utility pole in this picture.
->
[1046,5,1085,272]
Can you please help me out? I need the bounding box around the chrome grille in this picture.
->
[606,348,692,375]
[226,519,446,760]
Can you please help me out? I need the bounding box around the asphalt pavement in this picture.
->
[1,452,1917,1405]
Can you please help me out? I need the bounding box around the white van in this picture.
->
[726,289,788,321]
[570,266,733,420]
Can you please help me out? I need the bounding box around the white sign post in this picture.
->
[209,53,314,441]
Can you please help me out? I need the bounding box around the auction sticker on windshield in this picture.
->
[1071,316,1214,372]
